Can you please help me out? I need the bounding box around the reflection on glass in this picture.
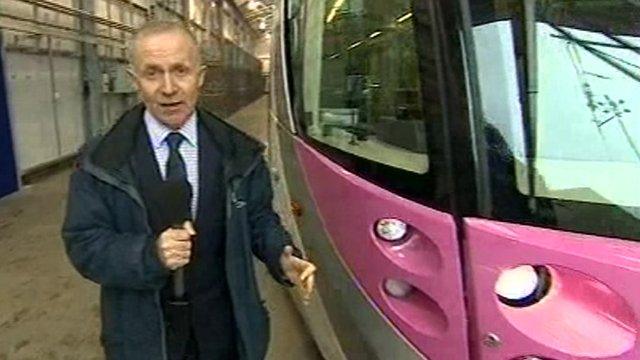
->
[302,0,430,174]
[470,0,640,236]
[474,1,640,206]
[524,23,640,207]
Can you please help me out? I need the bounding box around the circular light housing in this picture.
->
[384,279,413,298]
[375,218,408,242]
[495,265,551,307]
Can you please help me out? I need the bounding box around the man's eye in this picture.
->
[144,70,158,78]
[175,67,189,76]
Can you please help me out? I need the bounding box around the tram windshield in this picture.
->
[471,0,640,238]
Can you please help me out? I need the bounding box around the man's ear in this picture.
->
[198,65,207,88]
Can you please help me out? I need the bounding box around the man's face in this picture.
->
[130,31,205,129]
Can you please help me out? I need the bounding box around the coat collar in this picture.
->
[81,103,265,184]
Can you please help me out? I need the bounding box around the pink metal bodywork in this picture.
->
[465,218,640,359]
[295,139,469,360]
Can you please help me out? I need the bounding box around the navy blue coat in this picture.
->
[62,104,295,359]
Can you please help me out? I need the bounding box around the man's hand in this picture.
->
[280,245,317,304]
[157,221,196,270]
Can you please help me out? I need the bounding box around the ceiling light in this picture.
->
[347,40,363,50]
[396,12,412,23]
[326,0,346,23]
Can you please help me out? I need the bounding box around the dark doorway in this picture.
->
[0,35,19,199]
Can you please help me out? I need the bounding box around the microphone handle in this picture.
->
[170,222,189,300]
[173,268,185,299]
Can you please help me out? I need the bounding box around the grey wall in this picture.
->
[1,0,266,175]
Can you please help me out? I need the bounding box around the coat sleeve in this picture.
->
[61,169,169,290]
[246,159,301,286]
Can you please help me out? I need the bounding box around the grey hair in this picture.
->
[127,20,201,68]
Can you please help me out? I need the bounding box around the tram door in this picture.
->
[287,0,471,358]
[462,0,640,358]
[0,37,19,199]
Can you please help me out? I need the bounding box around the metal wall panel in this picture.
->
[3,0,34,20]
[105,94,121,126]
[55,0,75,6]
[56,13,76,29]
[52,56,84,155]
[54,38,77,53]
[5,52,59,171]
[102,92,136,129]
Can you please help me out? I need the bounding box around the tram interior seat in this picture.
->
[371,88,429,153]
[374,116,427,153]
[318,108,427,152]
[319,108,373,141]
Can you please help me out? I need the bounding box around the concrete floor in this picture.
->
[0,96,322,359]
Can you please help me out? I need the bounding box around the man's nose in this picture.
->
[160,72,178,95]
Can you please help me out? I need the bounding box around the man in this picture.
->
[62,21,316,360]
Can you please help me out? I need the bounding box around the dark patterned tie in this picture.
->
[165,132,188,182]
[165,132,193,218]
[164,132,192,301]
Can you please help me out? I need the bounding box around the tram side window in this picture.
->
[286,0,305,130]
[290,0,448,205]
[295,0,436,175]
[470,0,640,239]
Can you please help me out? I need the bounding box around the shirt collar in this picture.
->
[144,110,198,150]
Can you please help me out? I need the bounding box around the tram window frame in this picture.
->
[284,0,459,211]
[284,0,305,134]
[464,0,640,241]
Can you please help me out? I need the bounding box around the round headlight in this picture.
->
[384,279,413,298]
[375,218,408,242]
[495,265,550,307]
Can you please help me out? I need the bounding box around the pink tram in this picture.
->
[266,0,640,359]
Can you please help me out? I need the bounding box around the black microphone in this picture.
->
[153,179,192,301]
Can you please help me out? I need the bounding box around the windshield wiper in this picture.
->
[605,33,640,56]
[550,24,640,83]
